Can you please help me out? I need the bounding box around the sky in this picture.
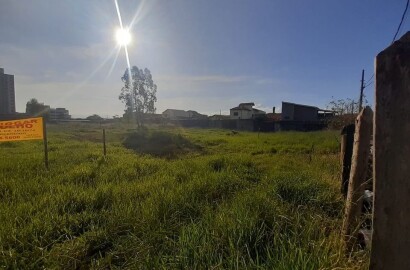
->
[0,0,409,118]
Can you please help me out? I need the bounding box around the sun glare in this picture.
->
[116,28,131,46]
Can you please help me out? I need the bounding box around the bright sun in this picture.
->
[116,28,131,46]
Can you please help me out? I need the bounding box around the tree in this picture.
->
[326,95,369,115]
[119,66,157,126]
[86,114,103,122]
[325,96,370,129]
[26,98,50,120]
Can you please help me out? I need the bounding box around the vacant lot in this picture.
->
[0,123,368,269]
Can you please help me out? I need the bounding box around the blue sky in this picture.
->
[0,0,408,117]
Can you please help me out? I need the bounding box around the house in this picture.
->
[187,110,208,119]
[162,109,207,120]
[209,114,230,120]
[230,102,266,119]
[162,109,189,119]
[266,106,282,121]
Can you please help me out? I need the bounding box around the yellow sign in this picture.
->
[0,117,44,142]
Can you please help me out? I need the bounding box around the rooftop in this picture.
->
[282,101,319,110]
[239,102,255,106]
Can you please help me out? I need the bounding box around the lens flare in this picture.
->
[116,28,131,46]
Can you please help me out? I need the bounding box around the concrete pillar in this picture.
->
[370,32,410,269]
[342,107,372,252]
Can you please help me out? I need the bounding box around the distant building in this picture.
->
[0,68,16,114]
[49,108,71,121]
[230,102,266,119]
[281,101,333,121]
[209,114,230,120]
[162,109,189,119]
[281,102,319,121]
[162,109,207,120]
[187,110,208,119]
[266,106,282,121]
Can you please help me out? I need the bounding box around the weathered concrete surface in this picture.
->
[370,31,410,270]
[342,107,372,252]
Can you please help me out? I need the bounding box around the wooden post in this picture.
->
[340,124,355,197]
[359,69,365,112]
[43,117,49,169]
[370,32,410,269]
[103,128,106,157]
[342,107,373,252]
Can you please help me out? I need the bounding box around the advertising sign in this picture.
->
[0,117,44,142]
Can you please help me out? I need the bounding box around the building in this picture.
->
[209,114,230,120]
[49,108,71,121]
[281,102,319,121]
[281,101,333,121]
[266,106,282,121]
[0,68,16,115]
[187,110,208,119]
[162,109,189,119]
[162,109,207,120]
[230,102,266,119]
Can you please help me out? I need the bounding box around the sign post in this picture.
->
[0,117,48,168]
[43,118,49,169]
[103,128,106,157]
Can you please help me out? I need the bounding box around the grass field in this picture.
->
[0,123,369,269]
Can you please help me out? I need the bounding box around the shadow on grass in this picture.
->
[123,129,203,158]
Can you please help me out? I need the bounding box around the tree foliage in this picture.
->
[25,98,50,119]
[86,114,103,122]
[119,66,157,126]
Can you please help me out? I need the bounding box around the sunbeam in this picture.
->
[114,0,133,115]
[114,0,124,29]
[129,0,149,29]
[106,46,122,80]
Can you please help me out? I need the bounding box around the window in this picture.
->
[233,112,238,116]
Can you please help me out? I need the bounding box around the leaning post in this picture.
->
[342,107,373,252]
[370,32,410,269]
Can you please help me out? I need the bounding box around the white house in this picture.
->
[230,102,266,119]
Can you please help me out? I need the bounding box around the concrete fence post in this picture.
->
[340,123,355,197]
[342,107,373,252]
[370,31,410,269]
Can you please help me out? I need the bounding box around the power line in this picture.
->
[365,81,374,88]
[363,73,374,88]
[366,73,374,83]
[357,1,408,99]
[392,0,410,43]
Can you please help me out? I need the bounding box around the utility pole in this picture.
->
[359,69,365,112]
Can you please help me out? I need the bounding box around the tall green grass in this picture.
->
[0,123,368,269]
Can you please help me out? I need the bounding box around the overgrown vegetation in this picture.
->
[122,129,202,158]
[0,123,368,269]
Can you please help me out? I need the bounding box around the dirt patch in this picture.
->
[123,130,202,158]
